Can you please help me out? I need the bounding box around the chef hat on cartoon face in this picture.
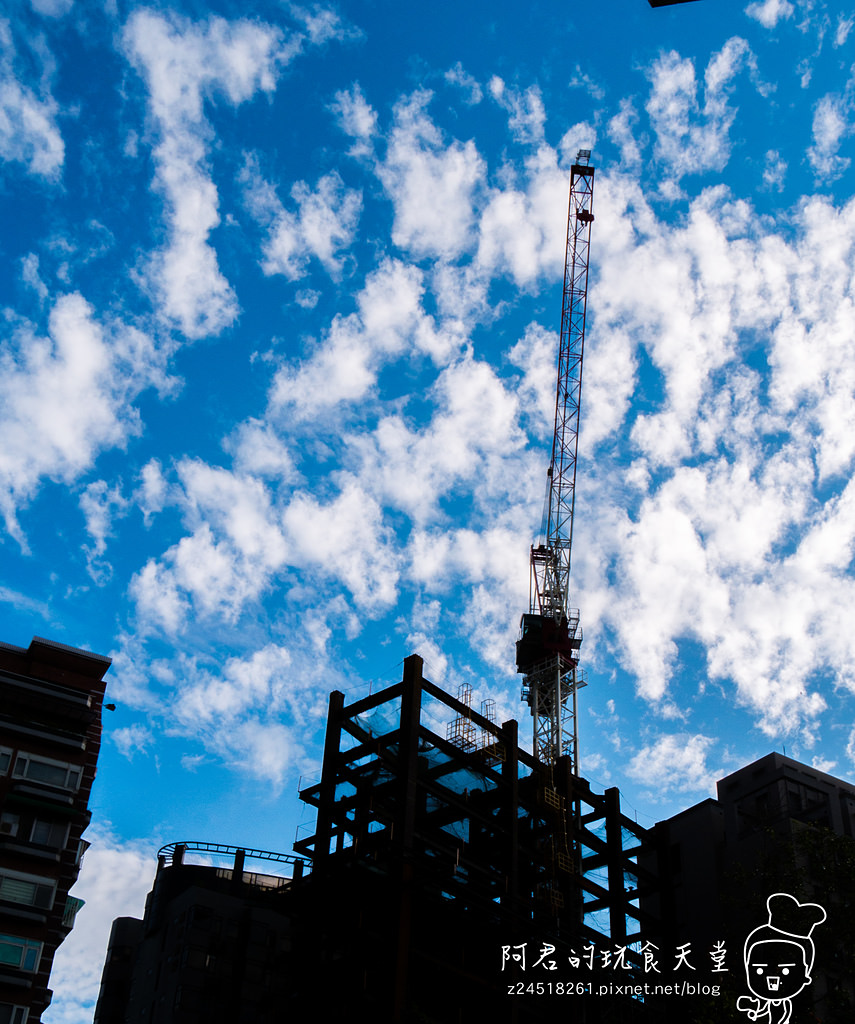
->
[744,893,827,973]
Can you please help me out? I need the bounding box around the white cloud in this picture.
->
[112,723,153,760]
[130,558,191,634]
[330,82,377,155]
[46,831,155,1024]
[106,633,343,786]
[0,293,165,546]
[130,439,401,633]
[489,78,547,146]
[80,479,129,579]
[835,15,854,48]
[136,459,169,524]
[572,166,855,740]
[290,5,357,46]
[475,151,568,287]
[645,39,755,180]
[807,93,852,180]
[21,252,49,301]
[131,461,289,632]
[408,514,532,670]
[762,149,787,190]
[745,0,794,29]
[627,733,718,800]
[242,158,362,279]
[445,62,483,105]
[166,643,336,785]
[29,0,74,15]
[607,99,643,172]
[811,755,837,775]
[283,476,400,610]
[123,10,299,338]
[347,352,527,525]
[404,631,449,684]
[269,257,459,417]
[378,90,485,259]
[568,64,606,102]
[225,419,298,480]
[508,322,559,440]
[0,20,64,178]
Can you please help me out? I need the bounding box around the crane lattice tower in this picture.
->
[516,152,594,770]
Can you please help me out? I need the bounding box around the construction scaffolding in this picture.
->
[295,654,658,1022]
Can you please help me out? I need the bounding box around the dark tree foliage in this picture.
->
[717,823,855,1024]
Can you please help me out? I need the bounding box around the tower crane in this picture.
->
[516,151,594,770]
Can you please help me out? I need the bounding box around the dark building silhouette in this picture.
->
[647,753,855,1022]
[0,635,111,1024]
[94,843,304,1024]
[95,654,657,1023]
[93,656,855,1023]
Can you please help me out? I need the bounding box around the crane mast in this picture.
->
[516,151,594,769]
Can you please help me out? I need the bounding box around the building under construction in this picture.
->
[95,654,657,1023]
[294,653,655,1020]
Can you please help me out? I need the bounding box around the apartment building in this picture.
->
[0,636,111,1024]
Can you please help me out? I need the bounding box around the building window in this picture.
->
[0,934,42,972]
[12,754,82,792]
[0,1004,29,1024]
[30,819,69,849]
[0,813,19,838]
[0,870,56,910]
[62,896,85,929]
[0,749,11,775]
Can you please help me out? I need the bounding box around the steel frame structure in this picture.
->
[294,656,656,1021]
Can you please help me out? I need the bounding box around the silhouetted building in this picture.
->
[647,753,855,1022]
[95,654,657,1023]
[92,652,855,1023]
[0,635,111,1024]
[94,843,304,1024]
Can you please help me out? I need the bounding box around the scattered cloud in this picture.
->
[269,256,458,417]
[378,90,485,260]
[807,92,853,180]
[242,158,362,279]
[0,294,166,546]
[489,78,547,146]
[48,830,156,1024]
[29,0,74,16]
[123,9,300,338]
[576,168,855,740]
[112,723,153,760]
[330,82,378,155]
[445,62,483,105]
[627,733,719,800]
[745,0,794,29]
[645,38,756,181]
[762,148,787,190]
[81,479,130,580]
[835,15,854,48]
[0,20,64,179]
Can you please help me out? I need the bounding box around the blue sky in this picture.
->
[3,0,855,1018]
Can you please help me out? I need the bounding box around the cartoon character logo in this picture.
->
[736,892,826,1024]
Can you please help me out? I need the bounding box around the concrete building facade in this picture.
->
[648,753,855,1022]
[0,636,111,1024]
